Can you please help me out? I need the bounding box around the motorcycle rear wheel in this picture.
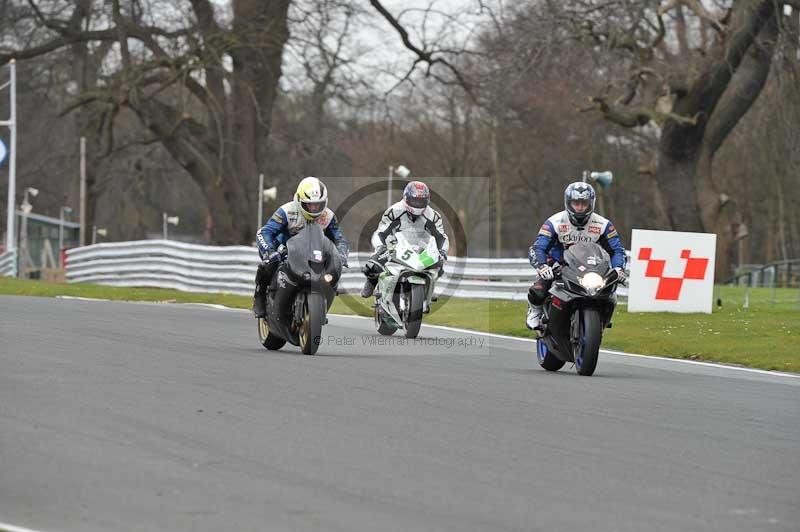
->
[299,293,326,355]
[537,338,565,371]
[257,317,286,351]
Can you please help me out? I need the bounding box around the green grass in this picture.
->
[0,276,253,309]
[2,277,798,373]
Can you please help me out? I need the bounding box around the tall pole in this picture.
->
[79,136,86,246]
[257,173,264,233]
[3,60,17,252]
[163,212,167,240]
[491,123,501,257]
[387,166,394,209]
[19,208,28,275]
[59,207,65,265]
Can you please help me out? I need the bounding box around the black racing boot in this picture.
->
[252,262,270,318]
[361,278,378,298]
[252,285,267,318]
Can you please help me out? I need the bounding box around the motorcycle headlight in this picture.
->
[579,272,605,291]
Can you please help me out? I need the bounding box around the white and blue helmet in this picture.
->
[564,181,596,226]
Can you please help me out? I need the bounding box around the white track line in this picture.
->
[50,296,799,379]
[55,295,111,302]
[330,314,800,380]
[0,521,47,532]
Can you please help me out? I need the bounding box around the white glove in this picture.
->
[537,264,554,281]
[614,267,627,284]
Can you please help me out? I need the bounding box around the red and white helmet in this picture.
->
[403,181,430,216]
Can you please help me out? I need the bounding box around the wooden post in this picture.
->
[79,136,86,246]
[491,122,501,257]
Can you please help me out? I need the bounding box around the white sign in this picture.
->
[0,138,7,166]
[628,229,716,314]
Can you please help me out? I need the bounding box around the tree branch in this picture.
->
[658,0,725,34]
[0,28,117,64]
[368,0,474,98]
[582,96,698,128]
[704,8,779,157]
[679,0,776,128]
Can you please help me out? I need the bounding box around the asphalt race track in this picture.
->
[1,295,798,532]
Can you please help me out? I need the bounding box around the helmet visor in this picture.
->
[301,200,325,214]
[569,199,591,213]
[405,196,429,210]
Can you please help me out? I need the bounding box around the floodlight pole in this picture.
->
[257,173,264,233]
[1,61,17,252]
[387,166,394,209]
[79,136,87,246]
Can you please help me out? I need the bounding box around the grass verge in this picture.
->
[1,277,797,373]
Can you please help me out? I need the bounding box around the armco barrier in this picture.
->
[65,240,627,301]
[0,250,17,277]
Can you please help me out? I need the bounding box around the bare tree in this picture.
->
[546,0,786,274]
[2,0,290,244]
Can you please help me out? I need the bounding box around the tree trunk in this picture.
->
[652,2,778,279]
[652,153,705,231]
[126,0,290,245]
[228,0,290,244]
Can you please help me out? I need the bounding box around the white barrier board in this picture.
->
[628,229,716,313]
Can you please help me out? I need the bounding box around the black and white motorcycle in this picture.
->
[535,242,623,376]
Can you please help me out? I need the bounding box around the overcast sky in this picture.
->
[279,0,499,95]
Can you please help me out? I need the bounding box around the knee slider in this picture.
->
[528,283,547,306]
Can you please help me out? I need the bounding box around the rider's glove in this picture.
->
[340,252,349,268]
[439,248,448,261]
[614,266,627,284]
[537,264,555,281]
[265,250,282,263]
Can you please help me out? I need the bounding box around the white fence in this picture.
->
[0,250,17,277]
[65,240,628,301]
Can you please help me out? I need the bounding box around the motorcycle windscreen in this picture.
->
[398,230,432,250]
[563,242,610,273]
[286,224,332,277]
[394,232,439,269]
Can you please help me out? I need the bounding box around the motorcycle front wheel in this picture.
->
[574,308,602,376]
[299,293,326,355]
[403,283,425,339]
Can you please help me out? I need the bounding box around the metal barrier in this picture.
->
[726,260,800,289]
[66,240,628,301]
[0,250,17,277]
